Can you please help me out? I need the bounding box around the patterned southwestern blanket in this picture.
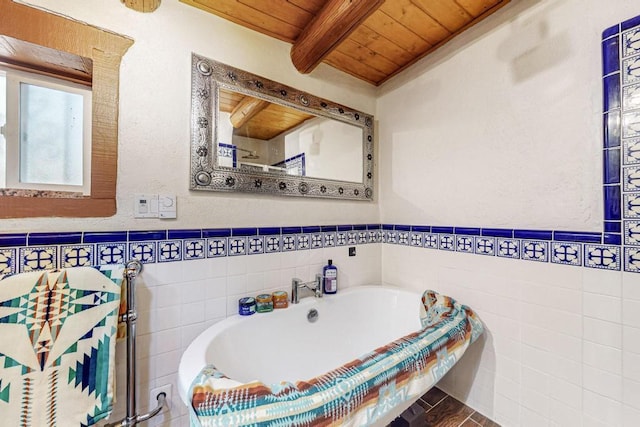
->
[0,265,123,426]
[190,290,484,427]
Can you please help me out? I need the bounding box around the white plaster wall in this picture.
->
[377,0,640,426]
[3,0,378,233]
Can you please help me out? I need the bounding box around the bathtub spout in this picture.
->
[291,274,323,303]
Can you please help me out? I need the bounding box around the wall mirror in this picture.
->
[190,54,374,200]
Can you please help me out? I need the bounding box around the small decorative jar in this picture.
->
[256,294,274,313]
[238,297,256,316]
[272,291,289,309]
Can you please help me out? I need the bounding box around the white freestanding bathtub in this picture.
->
[179,285,483,426]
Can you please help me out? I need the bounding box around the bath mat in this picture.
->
[0,265,123,426]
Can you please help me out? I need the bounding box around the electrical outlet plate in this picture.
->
[134,194,158,218]
[149,383,171,414]
[158,194,177,219]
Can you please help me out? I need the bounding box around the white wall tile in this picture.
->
[180,301,205,326]
[623,299,640,328]
[624,326,640,354]
[155,306,181,332]
[583,341,622,374]
[156,285,181,308]
[584,317,622,349]
[583,365,622,401]
[623,404,640,427]
[548,376,582,409]
[205,277,227,299]
[584,269,622,297]
[623,378,640,411]
[623,351,640,383]
[583,292,622,323]
[622,272,640,301]
[582,389,622,426]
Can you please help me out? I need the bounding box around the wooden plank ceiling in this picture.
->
[180,0,510,86]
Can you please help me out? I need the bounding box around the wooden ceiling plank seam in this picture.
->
[360,10,432,55]
[290,0,384,74]
[286,0,326,16]
[410,0,474,33]
[238,0,315,32]
[348,25,415,67]
[324,49,386,85]
[179,0,300,43]
[333,38,400,75]
[377,0,511,85]
[453,0,502,17]
[379,0,451,46]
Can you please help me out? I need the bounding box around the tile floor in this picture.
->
[389,387,500,427]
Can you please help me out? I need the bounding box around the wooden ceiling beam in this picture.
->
[290,0,384,74]
[121,0,161,13]
[229,96,270,129]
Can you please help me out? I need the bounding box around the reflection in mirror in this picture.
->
[190,54,374,201]
[217,89,363,183]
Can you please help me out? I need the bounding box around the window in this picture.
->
[0,0,133,218]
[1,68,92,194]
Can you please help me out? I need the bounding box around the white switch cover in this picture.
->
[159,194,177,219]
[134,194,158,218]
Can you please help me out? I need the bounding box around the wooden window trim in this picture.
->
[0,0,133,218]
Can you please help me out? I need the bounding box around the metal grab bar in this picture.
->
[106,259,165,427]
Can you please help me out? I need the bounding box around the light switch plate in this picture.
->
[134,194,158,218]
[158,194,177,219]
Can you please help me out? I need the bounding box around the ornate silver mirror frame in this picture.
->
[189,54,374,201]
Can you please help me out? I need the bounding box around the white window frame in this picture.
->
[0,67,92,194]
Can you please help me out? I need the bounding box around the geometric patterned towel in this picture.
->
[190,289,484,427]
[0,265,123,426]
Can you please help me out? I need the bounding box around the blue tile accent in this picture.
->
[337,225,353,232]
[297,234,310,250]
[604,186,622,220]
[382,224,394,230]
[83,231,127,243]
[623,56,640,86]
[411,226,431,232]
[129,230,167,241]
[603,24,619,39]
[352,225,367,231]
[311,233,323,248]
[394,225,411,231]
[60,245,94,268]
[454,227,481,236]
[232,227,257,237]
[623,111,640,138]
[551,242,582,266]
[475,237,495,256]
[424,234,438,249]
[521,240,548,262]
[604,112,621,148]
[456,236,474,253]
[282,234,297,251]
[497,239,520,259]
[623,137,640,165]
[604,74,621,112]
[481,228,513,238]
[432,226,454,234]
[19,246,57,272]
[207,238,227,257]
[604,149,621,184]
[282,226,302,234]
[367,224,381,230]
[129,242,156,263]
[265,235,281,252]
[514,229,553,240]
[183,239,205,260]
[605,221,622,233]
[605,233,622,245]
[396,231,409,245]
[259,227,281,235]
[624,166,640,192]
[553,231,602,243]
[96,243,126,265]
[0,248,16,276]
[625,221,640,245]
[321,225,337,232]
[203,228,231,238]
[357,230,368,244]
[0,233,27,247]
[439,234,454,251]
[228,237,247,256]
[302,226,321,233]
[625,247,640,272]
[624,193,640,218]
[602,36,620,75]
[410,232,423,247]
[28,232,82,246]
[158,240,182,262]
[622,15,640,31]
[168,229,201,239]
[584,244,621,270]
[323,232,336,247]
[247,236,264,254]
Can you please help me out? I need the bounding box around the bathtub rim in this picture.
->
[177,283,422,406]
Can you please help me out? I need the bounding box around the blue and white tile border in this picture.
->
[2,16,640,277]
[604,14,640,272]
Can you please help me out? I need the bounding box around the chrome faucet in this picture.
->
[291,274,323,304]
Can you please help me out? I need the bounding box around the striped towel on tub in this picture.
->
[0,265,123,426]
